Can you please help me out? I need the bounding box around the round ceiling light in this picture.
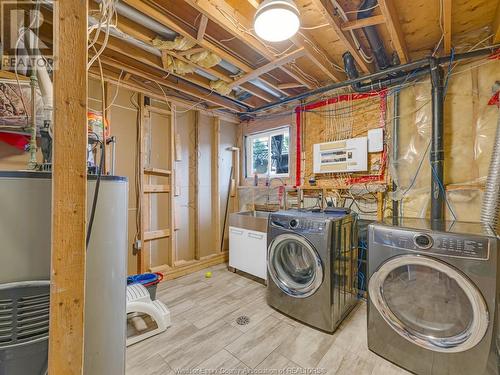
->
[254,0,300,42]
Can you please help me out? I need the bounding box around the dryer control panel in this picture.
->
[373,229,490,260]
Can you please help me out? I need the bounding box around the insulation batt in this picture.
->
[210,80,232,96]
[186,51,222,68]
[161,53,196,75]
[152,35,196,51]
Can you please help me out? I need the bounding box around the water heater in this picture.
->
[0,171,128,375]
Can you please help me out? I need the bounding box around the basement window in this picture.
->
[246,127,290,177]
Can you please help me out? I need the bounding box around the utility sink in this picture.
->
[229,211,271,233]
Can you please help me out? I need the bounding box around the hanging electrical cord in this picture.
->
[86,135,105,248]
[87,0,118,69]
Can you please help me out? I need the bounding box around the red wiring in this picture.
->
[294,90,387,187]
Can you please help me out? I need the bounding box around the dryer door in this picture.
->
[268,233,323,298]
[369,255,489,353]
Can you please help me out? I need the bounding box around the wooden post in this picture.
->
[169,104,177,266]
[49,1,88,374]
[377,191,384,221]
[137,94,151,274]
[194,111,201,260]
[212,117,221,252]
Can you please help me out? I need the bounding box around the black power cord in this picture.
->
[86,138,105,248]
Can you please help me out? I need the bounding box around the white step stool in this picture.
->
[126,283,171,346]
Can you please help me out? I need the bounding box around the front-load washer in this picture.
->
[266,209,358,332]
[368,218,499,375]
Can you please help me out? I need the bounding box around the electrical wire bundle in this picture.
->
[88,0,118,70]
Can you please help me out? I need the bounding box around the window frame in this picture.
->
[245,126,290,178]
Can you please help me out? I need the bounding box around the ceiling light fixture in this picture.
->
[254,0,300,42]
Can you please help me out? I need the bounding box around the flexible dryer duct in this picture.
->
[480,105,500,232]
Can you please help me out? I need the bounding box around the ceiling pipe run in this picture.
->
[342,52,428,92]
[357,0,390,70]
[245,46,500,114]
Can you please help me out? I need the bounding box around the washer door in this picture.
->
[369,255,489,353]
[268,233,323,298]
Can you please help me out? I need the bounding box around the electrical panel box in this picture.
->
[313,136,368,174]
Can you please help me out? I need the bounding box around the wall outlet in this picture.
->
[133,240,142,255]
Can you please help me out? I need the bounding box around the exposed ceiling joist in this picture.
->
[229,47,306,88]
[111,7,277,103]
[341,15,386,31]
[197,14,208,41]
[378,0,409,63]
[183,0,315,89]
[239,83,276,102]
[121,0,290,97]
[244,0,345,82]
[278,82,305,90]
[121,0,248,73]
[309,0,373,73]
[98,55,246,112]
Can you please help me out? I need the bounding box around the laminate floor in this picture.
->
[126,263,410,375]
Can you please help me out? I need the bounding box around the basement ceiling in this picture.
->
[73,0,500,113]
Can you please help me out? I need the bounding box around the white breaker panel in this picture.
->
[313,136,368,174]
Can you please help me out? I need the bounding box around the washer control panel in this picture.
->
[270,217,326,233]
[373,229,490,259]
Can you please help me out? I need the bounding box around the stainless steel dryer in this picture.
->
[368,218,499,375]
[266,209,358,332]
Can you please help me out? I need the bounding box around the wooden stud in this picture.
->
[144,167,172,176]
[443,0,452,54]
[138,94,151,274]
[229,48,306,88]
[378,0,409,63]
[169,104,177,267]
[377,191,384,220]
[341,15,386,31]
[197,15,209,41]
[144,229,171,241]
[49,1,87,374]
[146,106,172,116]
[212,117,221,252]
[194,111,201,260]
[493,2,500,43]
[309,0,373,73]
[144,184,171,193]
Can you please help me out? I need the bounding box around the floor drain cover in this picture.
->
[236,316,250,326]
